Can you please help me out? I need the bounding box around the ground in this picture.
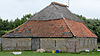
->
[0,51,100,56]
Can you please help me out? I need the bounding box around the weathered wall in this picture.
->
[2,38,97,52]
[2,38,31,51]
[76,38,97,52]
[40,38,97,52]
[40,38,56,51]
[40,38,77,52]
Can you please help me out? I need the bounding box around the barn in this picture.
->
[2,2,98,52]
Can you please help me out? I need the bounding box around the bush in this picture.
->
[0,31,6,37]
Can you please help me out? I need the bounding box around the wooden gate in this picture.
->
[31,38,40,51]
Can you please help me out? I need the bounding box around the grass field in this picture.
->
[0,51,100,56]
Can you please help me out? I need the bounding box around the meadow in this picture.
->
[0,51,100,56]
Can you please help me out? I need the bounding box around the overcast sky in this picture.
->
[0,0,100,21]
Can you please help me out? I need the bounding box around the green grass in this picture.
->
[0,51,100,56]
[4,30,12,33]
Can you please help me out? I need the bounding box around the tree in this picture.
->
[21,14,32,24]
[13,18,21,28]
[0,18,3,30]
[9,20,14,30]
[2,19,9,30]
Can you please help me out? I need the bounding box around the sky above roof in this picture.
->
[0,0,100,21]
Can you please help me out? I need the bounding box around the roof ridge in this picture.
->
[51,2,68,7]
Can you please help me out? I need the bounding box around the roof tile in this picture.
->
[3,19,73,37]
[65,19,97,38]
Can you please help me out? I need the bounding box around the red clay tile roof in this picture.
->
[3,18,97,38]
[65,19,97,38]
[3,19,73,37]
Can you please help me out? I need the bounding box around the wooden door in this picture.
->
[31,38,40,51]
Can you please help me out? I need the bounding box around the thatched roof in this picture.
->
[30,2,82,22]
[2,2,97,38]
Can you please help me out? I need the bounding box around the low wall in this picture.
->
[1,37,97,52]
[40,38,97,52]
[76,38,97,52]
[40,38,77,52]
[2,38,31,51]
